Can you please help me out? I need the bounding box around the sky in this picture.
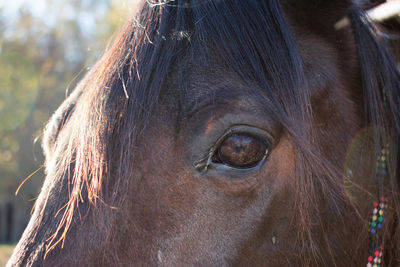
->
[0,0,46,17]
[1,0,57,28]
[0,0,111,39]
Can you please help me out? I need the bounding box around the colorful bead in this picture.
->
[367,142,388,266]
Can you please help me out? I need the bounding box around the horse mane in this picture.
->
[34,0,400,264]
[349,7,400,263]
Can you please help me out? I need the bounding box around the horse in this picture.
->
[7,0,400,266]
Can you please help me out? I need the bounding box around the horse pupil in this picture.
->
[217,134,267,168]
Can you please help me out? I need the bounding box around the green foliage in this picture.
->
[0,50,39,132]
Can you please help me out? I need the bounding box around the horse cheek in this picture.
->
[154,134,296,266]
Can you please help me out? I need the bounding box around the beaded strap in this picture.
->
[367,196,386,267]
[366,145,389,267]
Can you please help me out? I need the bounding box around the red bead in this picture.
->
[368,256,373,262]
[380,196,385,202]
[375,250,380,257]
[373,202,379,208]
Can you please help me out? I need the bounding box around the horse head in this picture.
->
[8,0,400,266]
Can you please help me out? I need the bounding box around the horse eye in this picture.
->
[213,134,268,168]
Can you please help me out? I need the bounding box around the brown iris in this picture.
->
[215,134,268,168]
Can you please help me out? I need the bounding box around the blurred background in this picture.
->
[0,0,135,263]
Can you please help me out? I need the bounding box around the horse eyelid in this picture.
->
[194,125,273,173]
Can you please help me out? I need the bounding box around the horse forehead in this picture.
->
[160,10,352,120]
[176,37,343,101]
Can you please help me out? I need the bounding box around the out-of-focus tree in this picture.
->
[0,0,134,243]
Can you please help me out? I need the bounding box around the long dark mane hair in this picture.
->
[349,6,400,263]
[9,0,400,266]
